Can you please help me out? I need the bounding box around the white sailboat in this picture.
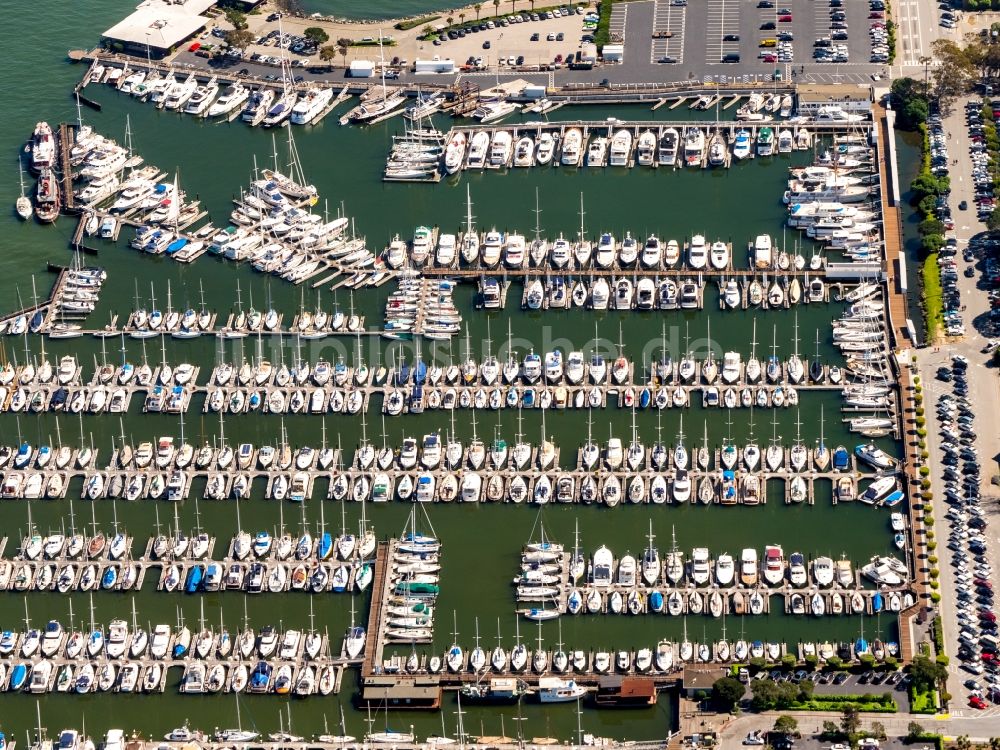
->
[16,158,32,220]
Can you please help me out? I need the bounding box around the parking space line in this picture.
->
[650,0,685,64]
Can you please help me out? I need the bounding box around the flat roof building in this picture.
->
[102,0,216,57]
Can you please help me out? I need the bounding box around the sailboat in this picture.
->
[642,521,660,586]
[344,32,406,124]
[16,158,32,220]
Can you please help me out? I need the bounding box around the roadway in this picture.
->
[913,101,1000,714]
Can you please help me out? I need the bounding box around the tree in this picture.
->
[773,716,798,737]
[511,0,517,15]
[493,0,501,16]
[904,98,930,128]
[820,721,839,739]
[337,38,351,66]
[988,205,1000,234]
[459,12,466,25]
[304,26,329,45]
[840,704,860,737]
[955,737,973,750]
[750,679,780,711]
[871,722,887,741]
[890,77,929,130]
[274,0,304,13]
[446,15,454,26]
[711,677,745,711]
[906,721,925,742]
[225,8,247,29]
[909,654,948,692]
[930,39,976,112]
[225,28,254,51]
[474,2,483,20]
[319,44,337,69]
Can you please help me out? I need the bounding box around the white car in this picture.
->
[742,733,765,746]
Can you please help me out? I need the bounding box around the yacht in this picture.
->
[561,128,582,166]
[207,83,249,117]
[473,99,519,124]
[30,122,55,173]
[739,548,758,585]
[762,545,784,586]
[709,241,729,269]
[183,78,219,115]
[690,548,710,586]
[687,234,707,270]
[586,136,608,166]
[756,127,775,157]
[708,132,727,166]
[290,87,334,125]
[715,553,735,586]
[444,131,467,174]
[467,131,490,168]
[683,128,705,167]
[591,546,613,586]
[608,129,632,166]
[658,128,679,166]
[489,131,513,166]
[163,74,197,110]
[636,130,656,165]
[751,234,773,269]
[537,677,587,703]
[732,129,752,160]
[641,235,662,268]
[241,89,275,124]
[535,132,555,164]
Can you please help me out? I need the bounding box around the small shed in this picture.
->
[602,43,624,63]
[349,60,376,78]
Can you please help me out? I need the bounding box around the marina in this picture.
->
[0,3,931,740]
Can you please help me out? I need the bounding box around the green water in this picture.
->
[0,2,911,742]
[298,0,478,21]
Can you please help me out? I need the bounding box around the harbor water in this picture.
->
[0,1,912,742]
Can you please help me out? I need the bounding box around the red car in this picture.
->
[762,54,777,62]
[869,11,884,18]
[981,611,997,622]
[778,14,792,21]
[970,696,987,709]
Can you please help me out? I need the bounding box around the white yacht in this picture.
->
[658,128,679,166]
[290,87,334,125]
[683,128,705,167]
[636,130,656,166]
[687,234,707,269]
[608,129,632,166]
[183,77,219,116]
[207,83,249,117]
[561,128,582,166]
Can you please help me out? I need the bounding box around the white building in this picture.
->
[102,0,216,57]
[796,84,873,117]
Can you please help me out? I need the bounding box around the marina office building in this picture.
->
[796,84,874,117]
[101,0,216,58]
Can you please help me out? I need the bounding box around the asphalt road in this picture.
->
[915,101,1000,716]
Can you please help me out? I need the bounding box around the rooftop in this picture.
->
[103,0,216,49]
[798,83,874,102]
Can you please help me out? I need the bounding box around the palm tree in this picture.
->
[320,44,337,70]
[510,0,516,15]
[459,12,466,26]
[337,37,351,67]
[447,15,454,27]
[474,2,482,20]
[493,0,500,17]
[529,0,535,10]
